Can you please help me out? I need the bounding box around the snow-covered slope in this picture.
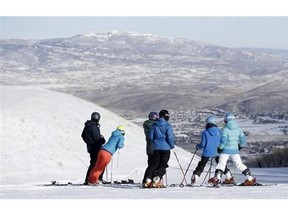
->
[0,85,193,184]
[1,85,288,203]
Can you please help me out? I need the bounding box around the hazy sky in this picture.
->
[1,0,288,50]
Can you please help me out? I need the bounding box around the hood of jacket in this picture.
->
[206,125,219,136]
[154,117,169,127]
[226,120,239,130]
[85,120,99,127]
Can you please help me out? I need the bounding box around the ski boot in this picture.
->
[243,178,256,186]
[142,178,152,188]
[222,177,235,185]
[152,176,166,188]
[191,174,199,184]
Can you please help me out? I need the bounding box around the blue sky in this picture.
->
[1,1,287,49]
[1,17,288,49]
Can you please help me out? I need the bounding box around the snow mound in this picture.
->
[0,85,195,184]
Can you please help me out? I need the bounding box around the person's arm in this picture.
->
[91,125,101,143]
[166,125,175,149]
[239,130,246,148]
[196,130,206,150]
[117,136,125,149]
[218,129,228,150]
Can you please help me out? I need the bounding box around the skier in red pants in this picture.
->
[88,125,125,185]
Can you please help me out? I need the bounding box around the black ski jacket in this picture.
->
[81,120,105,153]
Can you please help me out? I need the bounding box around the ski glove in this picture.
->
[217,147,223,154]
[238,145,243,151]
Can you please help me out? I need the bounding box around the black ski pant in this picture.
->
[193,156,231,177]
[143,150,170,181]
[85,150,104,183]
[142,153,154,183]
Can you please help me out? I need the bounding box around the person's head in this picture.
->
[224,112,235,123]
[91,112,101,122]
[159,109,170,121]
[148,112,159,121]
[206,116,216,125]
[117,125,125,136]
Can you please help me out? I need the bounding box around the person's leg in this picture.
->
[154,150,170,179]
[214,154,230,181]
[88,150,111,184]
[191,156,209,183]
[84,151,98,184]
[231,154,255,184]
[142,153,154,184]
[143,151,161,187]
[152,150,170,187]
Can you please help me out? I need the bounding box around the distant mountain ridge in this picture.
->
[1,31,288,116]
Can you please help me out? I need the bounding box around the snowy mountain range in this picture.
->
[1,31,288,118]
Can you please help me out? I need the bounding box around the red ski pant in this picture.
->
[88,149,112,184]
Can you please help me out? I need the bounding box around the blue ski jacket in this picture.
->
[218,120,246,154]
[101,129,124,155]
[150,117,174,150]
[196,124,221,157]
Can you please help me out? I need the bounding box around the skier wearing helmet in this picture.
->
[211,112,256,186]
[88,125,125,185]
[191,116,222,184]
[81,112,106,185]
[142,112,159,184]
[143,109,174,188]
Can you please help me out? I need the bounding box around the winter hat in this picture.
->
[148,112,159,121]
[224,112,235,123]
[159,109,170,121]
[206,116,216,125]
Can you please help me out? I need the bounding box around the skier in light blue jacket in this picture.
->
[88,125,125,184]
[212,113,256,186]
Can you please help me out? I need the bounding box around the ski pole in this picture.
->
[117,150,120,169]
[106,165,109,182]
[179,148,197,186]
[165,172,168,186]
[208,157,213,180]
[173,150,188,185]
[74,154,88,168]
[110,156,113,182]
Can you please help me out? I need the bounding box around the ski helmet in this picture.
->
[117,125,125,135]
[148,112,159,121]
[159,109,170,121]
[91,112,101,122]
[224,112,235,123]
[206,116,216,125]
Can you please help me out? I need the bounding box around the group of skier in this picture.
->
[189,113,256,187]
[141,110,256,188]
[81,109,256,187]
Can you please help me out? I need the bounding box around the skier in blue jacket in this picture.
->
[191,116,220,184]
[211,113,256,186]
[191,116,234,185]
[142,109,174,188]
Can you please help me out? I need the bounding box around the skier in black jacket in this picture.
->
[81,112,106,185]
